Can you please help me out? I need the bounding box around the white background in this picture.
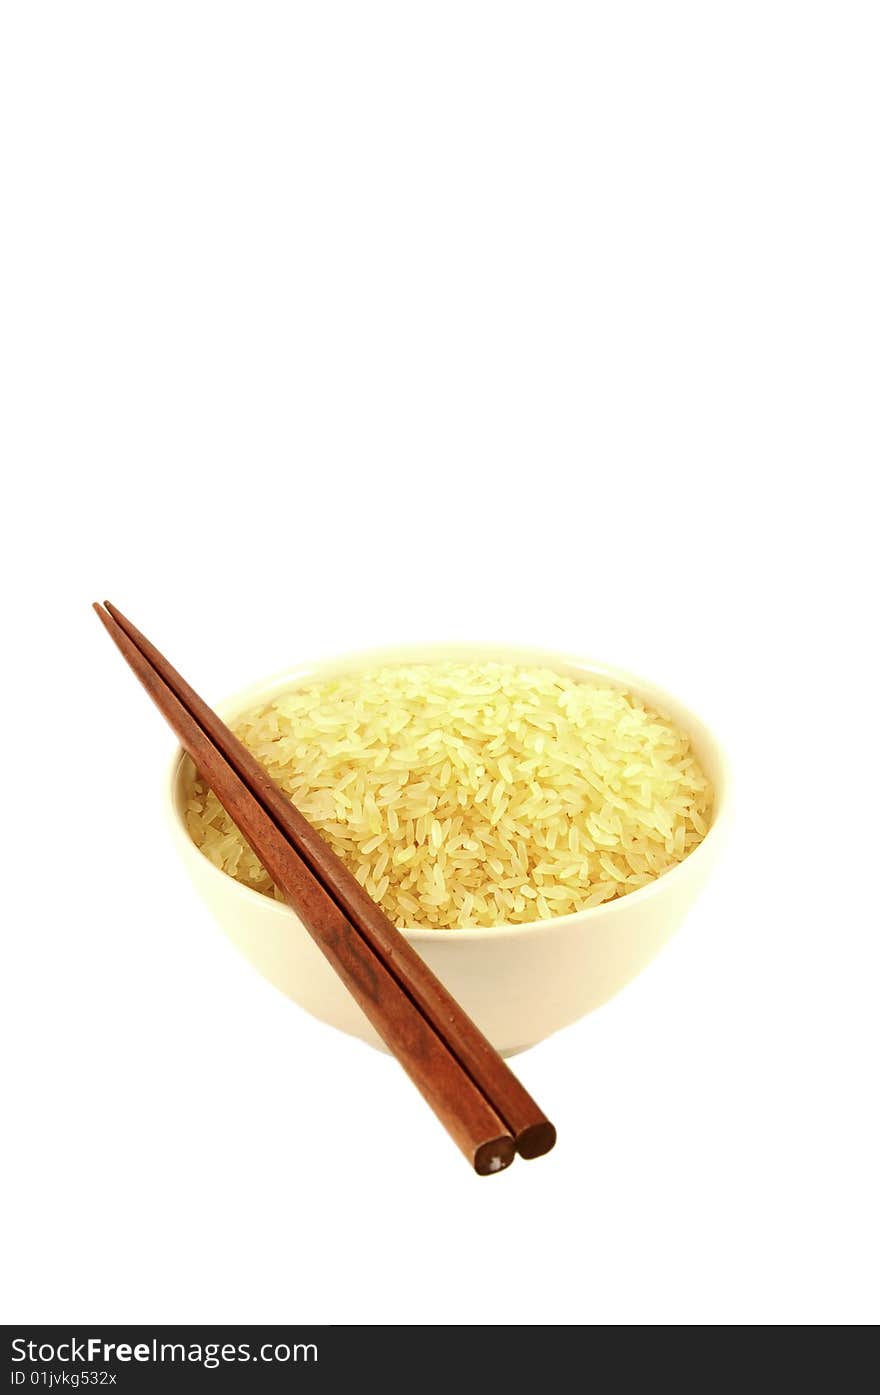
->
[2,2,877,1326]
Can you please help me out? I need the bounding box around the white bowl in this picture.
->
[166,644,729,1056]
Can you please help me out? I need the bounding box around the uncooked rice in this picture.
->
[186,661,712,929]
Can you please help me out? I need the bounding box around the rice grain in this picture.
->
[186,661,713,929]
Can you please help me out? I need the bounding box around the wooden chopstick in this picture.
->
[94,603,521,1174]
[102,601,556,1162]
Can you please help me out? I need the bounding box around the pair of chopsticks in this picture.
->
[94,603,555,1174]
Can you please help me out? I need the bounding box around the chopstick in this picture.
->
[94,603,556,1173]
[95,603,513,1174]
[102,601,555,1162]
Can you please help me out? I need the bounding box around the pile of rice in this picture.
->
[186,661,712,929]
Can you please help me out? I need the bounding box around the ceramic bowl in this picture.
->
[166,644,728,1056]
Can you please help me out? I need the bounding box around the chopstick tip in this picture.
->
[516,1120,557,1160]
[474,1136,516,1176]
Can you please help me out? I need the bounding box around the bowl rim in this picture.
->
[165,641,730,944]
